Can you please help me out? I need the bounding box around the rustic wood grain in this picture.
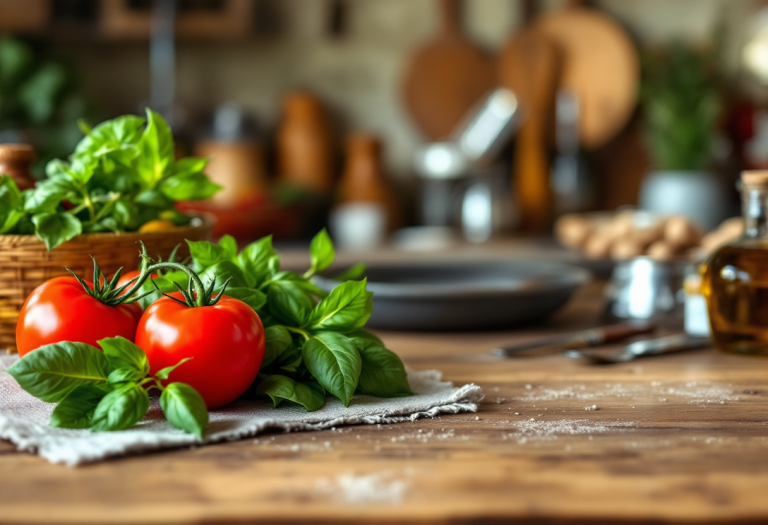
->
[2,284,768,524]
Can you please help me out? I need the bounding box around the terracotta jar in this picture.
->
[276,92,335,193]
[0,144,36,190]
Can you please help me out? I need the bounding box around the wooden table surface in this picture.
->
[2,283,768,524]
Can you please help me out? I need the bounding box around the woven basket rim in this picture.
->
[0,213,216,245]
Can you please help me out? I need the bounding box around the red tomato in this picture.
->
[135,293,265,409]
[16,276,140,357]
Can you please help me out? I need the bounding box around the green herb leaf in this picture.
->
[223,287,267,311]
[135,108,174,189]
[31,211,82,250]
[199,261,249,290]
[347,329,383,349]
[301,332,361,407]
[91,382,150,432]
[98,336,149,377]
[263,325,292,367]
[356,344,413,397]
[236,235,276,287]
[333,263,367,281]
[160,382,209,438]
[187,239,226,271]
[309,228,335,275]
[308,279,372,332]
[107,367,143,384]
[0,174,24,233]
[7,341,109,402]
[159,171,221,201]
[256,375,326,411]
[218,234,238,260]
[74,114,145,160]
[268,280,313,327]
[154,357,192,381]
[50,384,111,429]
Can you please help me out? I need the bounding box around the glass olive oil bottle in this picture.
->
[703,171,768,354]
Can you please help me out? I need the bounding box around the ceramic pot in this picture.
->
[638,170,729,230]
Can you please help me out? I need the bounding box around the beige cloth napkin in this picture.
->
[0,355,483,466]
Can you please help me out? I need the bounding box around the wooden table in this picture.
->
[2,283,768,524]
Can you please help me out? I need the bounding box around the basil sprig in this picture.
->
[0,109,221,250]
[176,229,413,411]
[7,337,209,437]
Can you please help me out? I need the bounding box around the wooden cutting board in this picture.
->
[498,0,559,232]
[534,0,639,150]
[401,0,495,141]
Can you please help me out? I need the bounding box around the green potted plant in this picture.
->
[638,42,727,230]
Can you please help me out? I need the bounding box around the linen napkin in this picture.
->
[0,355,483,466]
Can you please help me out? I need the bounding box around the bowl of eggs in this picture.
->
[555,210,743,263]
[555,210,744,324]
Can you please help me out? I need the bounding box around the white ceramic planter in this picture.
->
[638,170,729,230]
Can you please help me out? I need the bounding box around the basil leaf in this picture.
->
[223,287,267,311]
[159,171,221,201]
[173,156,208,177]
[268,280,313,327]
[236,235,276,287]
[160,382,209,438]
[65,157,96,184]
[91,382,150,432]
[356,344,412,397]
[22,179,69,213]
[154,357,192,380]
[74,114,145,159]
[135,189,173,208]
[302,332,361,407]
[160,383,209,439]
[333,263,367,281]
[347,328,383,349]
[135,108,174,189]
[31,211,82,250]
[98,336,149,377]
[112,199,139,230]
[7,342,109,403]
[256,375,325,412]
[199,261,249,290]
[50,384,111,429]
[218,234,238,261]
[263,325,291,367]
[276,345,302,373]
[308,279,372,332]
[273,271,328,298]
[108,367,143,384]
[0,174,24,233]
[309,228,335,274]
[187,239,226,271]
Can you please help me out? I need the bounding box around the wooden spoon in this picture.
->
[401,0,495,140]
[498,0,559,232]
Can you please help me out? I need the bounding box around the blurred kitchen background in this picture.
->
[2,0,768,251]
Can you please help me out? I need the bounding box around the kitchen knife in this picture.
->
[491,323,656,357]
[564,333,710,364]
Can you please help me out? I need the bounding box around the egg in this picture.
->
[610,238,645,260]
[663,216,702,248]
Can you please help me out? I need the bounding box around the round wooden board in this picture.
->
[535,7,639,149]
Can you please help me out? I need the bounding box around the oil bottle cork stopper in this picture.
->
[741,170,768,185]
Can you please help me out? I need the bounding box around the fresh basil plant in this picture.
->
[147,229,413,411]
[0,109,220,249]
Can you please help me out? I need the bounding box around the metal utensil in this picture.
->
[491,323,656,357]
[565,333,710,364]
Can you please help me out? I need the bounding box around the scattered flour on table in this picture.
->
[514,381,740,405]
[501,418,637,443]
[316,473,410,505]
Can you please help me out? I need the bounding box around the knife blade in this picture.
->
[491,323,656,357]
[564,333,710,364]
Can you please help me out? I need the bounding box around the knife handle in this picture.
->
[599,323,657,344]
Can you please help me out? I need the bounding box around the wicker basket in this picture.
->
[0,216,214,352]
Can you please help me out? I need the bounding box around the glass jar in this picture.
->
[703,171,768,354]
